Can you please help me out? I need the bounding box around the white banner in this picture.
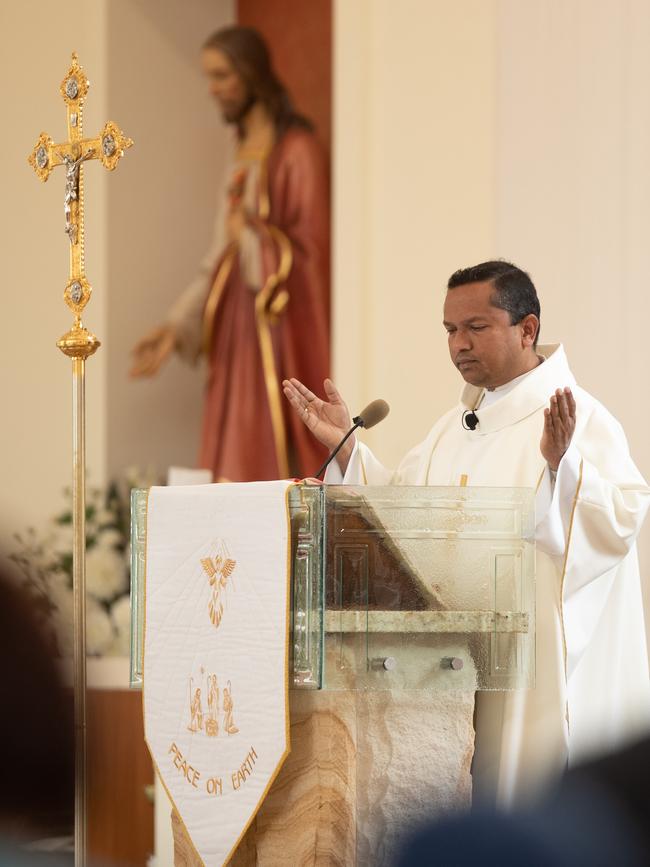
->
[143,480,293,866]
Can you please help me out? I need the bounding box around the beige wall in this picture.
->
[0,4,109,535]
[334,0,497,465]
[0,1,233,540]
[334,0,649,628]
[493,0,650,634]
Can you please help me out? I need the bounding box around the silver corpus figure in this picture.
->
[61,148,95,244]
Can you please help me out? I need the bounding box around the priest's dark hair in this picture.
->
[447,260,541,347]
[203,26,313,138]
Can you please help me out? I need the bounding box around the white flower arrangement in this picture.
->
[10,466,161,657]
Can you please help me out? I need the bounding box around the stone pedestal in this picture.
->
[173,689,474,865]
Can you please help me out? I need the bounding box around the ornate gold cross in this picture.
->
[27,54,133,867]
[28,52,132,358]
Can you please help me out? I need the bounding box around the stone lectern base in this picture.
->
[172,689,474,866]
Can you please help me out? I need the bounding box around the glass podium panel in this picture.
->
[130,484,535,692]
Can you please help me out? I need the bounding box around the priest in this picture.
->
[283,260,650,806]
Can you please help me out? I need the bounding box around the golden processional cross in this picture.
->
[27,53,132,867]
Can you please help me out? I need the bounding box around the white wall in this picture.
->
[334,0,497,465]
[334,0,650,636]
[494,0,650,630]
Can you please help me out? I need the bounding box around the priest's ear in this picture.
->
[520,313,540,349]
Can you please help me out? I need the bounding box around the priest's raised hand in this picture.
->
[282,377,354,472]
[541,387,577,471]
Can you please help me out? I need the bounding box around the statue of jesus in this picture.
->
[130,26,330,482]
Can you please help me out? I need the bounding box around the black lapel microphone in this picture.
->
[462,410,479,431]
[315,399,390,478]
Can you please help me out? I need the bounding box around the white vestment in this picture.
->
[326,344,650,805]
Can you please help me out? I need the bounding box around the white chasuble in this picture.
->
[327,344,650,805]
[143,481,293,866]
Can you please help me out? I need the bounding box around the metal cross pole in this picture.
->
[28,53,133,867]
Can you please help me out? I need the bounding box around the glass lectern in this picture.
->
[130,483,535,865]
[130,484,535,693]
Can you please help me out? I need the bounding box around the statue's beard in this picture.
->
[222,91,258,127]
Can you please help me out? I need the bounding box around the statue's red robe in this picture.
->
[196,128,330,481]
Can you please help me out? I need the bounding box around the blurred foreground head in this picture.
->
[0,559,73,840]
[396,735,650,867]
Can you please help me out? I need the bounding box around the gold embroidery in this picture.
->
[187,671,237,739]
[231,747,258,791]
[187,678,204,733]
[223,680,240,735]
[206,674,219,737]
[201,554,237,629]
[459,474,468,487]
[169,743,201,789]
[558,458,584,732]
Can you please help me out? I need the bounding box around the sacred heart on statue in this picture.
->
[142,482,293,866]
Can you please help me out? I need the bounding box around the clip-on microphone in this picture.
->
[462,410,479,431]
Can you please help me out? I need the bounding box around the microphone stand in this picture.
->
[314,415,365,479]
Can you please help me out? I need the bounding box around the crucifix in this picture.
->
[29,52,132,338]
[28,53,133,867]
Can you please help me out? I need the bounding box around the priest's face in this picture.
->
[443,281,538,388]
[202,48,254,124]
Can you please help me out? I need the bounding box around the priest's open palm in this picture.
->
[541,387,576,471]
[282,377,352,452]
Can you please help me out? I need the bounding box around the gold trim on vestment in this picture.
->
[558,458,584,734]
[254,224,293,479]
[251,147,291,478]
[359,448,368,485]
[202,244,237,356]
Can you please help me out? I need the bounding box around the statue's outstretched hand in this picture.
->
[540,387,576,471]
[283,378,352,453]
[130,324,176,378]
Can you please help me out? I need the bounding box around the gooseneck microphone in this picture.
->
[462,410,479,431]
[315,399,390,478]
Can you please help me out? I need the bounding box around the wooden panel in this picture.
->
[88,690,154,867]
